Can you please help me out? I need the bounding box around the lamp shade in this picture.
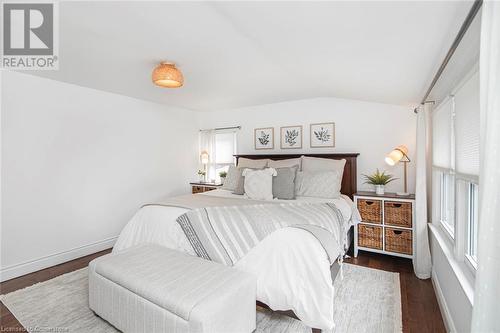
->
[152,62,183,88]
[200,151,210,164]
[385,145,408,166]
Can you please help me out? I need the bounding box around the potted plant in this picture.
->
[363,169,397,195]
[197,169,206,182]
[219,171,227,184]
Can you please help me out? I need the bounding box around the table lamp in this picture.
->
[385,145,410,196]
[200,151,209,182]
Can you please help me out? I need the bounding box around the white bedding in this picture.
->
[113,189,358,330]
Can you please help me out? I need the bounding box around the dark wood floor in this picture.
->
[0,249,112,332]
[345,252,446,333]
[1,249,445,333]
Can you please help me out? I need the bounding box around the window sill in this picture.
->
[438,220,455,242]
[429,223,475,305]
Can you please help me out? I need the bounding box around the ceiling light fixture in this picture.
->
[152,62,184,88]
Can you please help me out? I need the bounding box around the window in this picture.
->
[466,183,479,267]
[199,129,238,182]
[433,96,455,238]
[455,70,480,270]
[431,68,480,272]
[214,131,237,182]
[440,172,454,238]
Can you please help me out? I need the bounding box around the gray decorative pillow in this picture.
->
[221,165,239,191]
[295,170,342,199]
[273,166,298,200]
[232,168,246,195]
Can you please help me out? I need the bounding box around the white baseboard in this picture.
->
[432,270,457,333]
[0,237,117,282]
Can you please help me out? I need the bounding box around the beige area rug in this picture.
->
[1,264,401,333]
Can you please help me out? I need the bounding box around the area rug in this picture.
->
[1,264,401,333]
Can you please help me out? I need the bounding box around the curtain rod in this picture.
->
[414,101,436,114]
[199,126,241,132]
[418,0,482,108]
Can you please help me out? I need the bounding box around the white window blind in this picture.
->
[215,132,237,164]
[454,71,480,176]
[432,98,453,169]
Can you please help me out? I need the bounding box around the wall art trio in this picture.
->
[254,122,335,150]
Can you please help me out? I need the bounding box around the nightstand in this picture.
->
[354,191,415,259]
[190,182,222,194]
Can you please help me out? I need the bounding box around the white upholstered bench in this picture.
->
[88,244,256,333]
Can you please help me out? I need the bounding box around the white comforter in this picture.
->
[113,189,358,330]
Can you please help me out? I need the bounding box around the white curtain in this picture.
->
[471,2,500,331]
[413,103,432,279]
[199,130,216,181]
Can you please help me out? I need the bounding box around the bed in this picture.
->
[113,153,360,332]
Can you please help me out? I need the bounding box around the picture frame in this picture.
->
[280,125,303,149]
[310,122,335,148]
[254,127,274,150]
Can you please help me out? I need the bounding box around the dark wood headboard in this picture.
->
[235,153,359,199]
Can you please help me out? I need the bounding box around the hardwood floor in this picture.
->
[345,251,446,333]
[0,249,445,333]
[0,248,112,332]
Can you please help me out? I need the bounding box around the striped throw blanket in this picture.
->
[176,202,346,266]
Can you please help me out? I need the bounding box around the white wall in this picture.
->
[0,71,198,281]
[0,79,417,281]
[430,228,473,333]
[199,97,416,193]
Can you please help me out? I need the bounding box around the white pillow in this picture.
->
[242,168,277,200]
[295,170,343,199]
[301,156,346,174]
[238,157,269,169]
[268,157,301,169]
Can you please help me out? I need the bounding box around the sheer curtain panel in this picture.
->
[471,2,500,331]
[414,103,432,279]
[199,130,216,181]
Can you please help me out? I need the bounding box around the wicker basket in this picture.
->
[358,224,383,249]
[357,199,382,223]
[192,186,204,194]
[385,227,412,254]
[384,201,412,227]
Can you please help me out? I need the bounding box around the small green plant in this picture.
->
[197,169,206,176]
[363,169,397,185]
[219,171,227,178]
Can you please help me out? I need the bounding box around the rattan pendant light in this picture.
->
[152,62,183,88]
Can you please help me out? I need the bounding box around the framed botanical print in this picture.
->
[280,125,303,149]
[254,127,274,150]
[310,122,335,148]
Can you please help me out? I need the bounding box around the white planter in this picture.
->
[220,177,226,185]
[375,185,385,195]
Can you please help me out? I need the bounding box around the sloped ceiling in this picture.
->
[28,1,474,111]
